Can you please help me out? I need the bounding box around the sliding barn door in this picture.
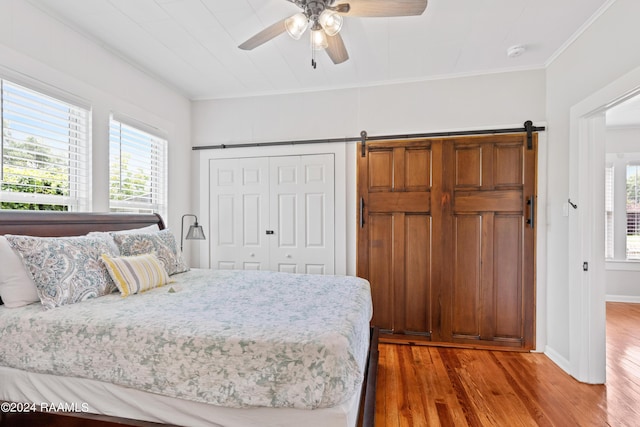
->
[357,134,536,350]
[356,140,433,335]
[440,135,536,349]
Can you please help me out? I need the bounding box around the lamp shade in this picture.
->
[319,10,343,36]
[285,13,309,40]
[311,28,328,50]
[186,224,206,240]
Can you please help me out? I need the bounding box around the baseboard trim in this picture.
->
[544,345,572,377]
[606,295,640,303]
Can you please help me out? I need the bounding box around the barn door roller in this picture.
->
[360,130,367,157]
[524,120,534,150]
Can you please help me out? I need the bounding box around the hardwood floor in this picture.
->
[375,302,640,426]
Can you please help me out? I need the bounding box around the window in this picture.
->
[109,116,167,217]
[627,164,640,259]
[1,80,90,211]
[604,157,640,261]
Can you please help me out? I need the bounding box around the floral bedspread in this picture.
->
[0,269,373,409]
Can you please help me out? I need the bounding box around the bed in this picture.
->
[0,211,378,427]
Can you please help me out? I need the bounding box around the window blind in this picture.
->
[1,80,90,211]
[109,117,167,216]
[627,164,640,259]
[605,166,614,259]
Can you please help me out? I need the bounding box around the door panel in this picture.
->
[270,154,335,274]
[358,142,432,333]
[243,194,262,246]
[403,214,431,334]
[217,194,235,246]
[452,214,481,339]
[306,193,326,247]
[494,144,524,187]
[368,214,394,330]
[455,145,482,188]
[278,264,297,274]
[405,149,431,190]
[368,150,394,191]
[445,135,534,348]
[277,193,297,247]
[210,158,270,270]
[493,214,523,339]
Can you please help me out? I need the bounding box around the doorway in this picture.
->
[569,65,640,384]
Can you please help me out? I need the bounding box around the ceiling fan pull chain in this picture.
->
[311,38,317,69]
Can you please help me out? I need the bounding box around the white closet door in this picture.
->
[210,157,270,270]
[269,154,335,274]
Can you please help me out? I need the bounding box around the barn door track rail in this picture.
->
[192,121,545,155]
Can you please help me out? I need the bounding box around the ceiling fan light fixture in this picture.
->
[285,13,309,40]
[319,9,343,36]
[311,27,328,50]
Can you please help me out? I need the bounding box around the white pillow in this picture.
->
[113,224,161,234]
[0,236,39,308]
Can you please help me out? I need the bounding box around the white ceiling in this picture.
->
[27,0,614,101]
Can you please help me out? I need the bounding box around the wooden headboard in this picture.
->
[0,211,165,237]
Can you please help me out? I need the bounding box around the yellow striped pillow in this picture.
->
[101,253,169,297]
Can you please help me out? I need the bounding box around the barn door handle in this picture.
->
[360,198,365,229]
[526,197,534,229]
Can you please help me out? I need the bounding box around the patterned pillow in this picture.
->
[101,253,169,297]
[112,229,189,275]
[87,225,161,255]
[5,235,118,310]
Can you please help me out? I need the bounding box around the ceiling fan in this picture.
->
[238,0,428,68]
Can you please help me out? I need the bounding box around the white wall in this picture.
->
[545,0,640,369]
[607,127,640,153]
[193,70,546,146]
[0,0,192,247]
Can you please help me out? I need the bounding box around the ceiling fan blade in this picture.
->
[336,0,428,17]
[326,33,349,64]
[238,18,288,50]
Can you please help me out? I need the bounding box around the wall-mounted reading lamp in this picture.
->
[181,214,206,252]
